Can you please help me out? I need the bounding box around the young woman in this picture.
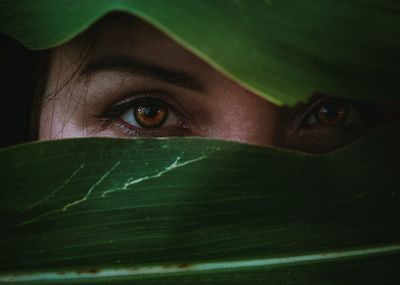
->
[1,13,397,153]
[0,1,399,283]
[31,14,398,154]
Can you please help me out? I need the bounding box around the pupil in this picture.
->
[143,106,159,118]
[134,100,168,128]
[321,102,337,118]
[316,100,348,125]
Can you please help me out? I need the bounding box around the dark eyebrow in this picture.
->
[79,55,205,92]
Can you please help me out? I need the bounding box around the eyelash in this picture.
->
[299,96,355,127]
[292,96,381,131]
[95,92,190,137]
[95,92,381,138]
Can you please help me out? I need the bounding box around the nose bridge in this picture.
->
[207,80,281,147]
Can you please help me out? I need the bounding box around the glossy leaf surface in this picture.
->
[0,0,399,105]
[0,126,399,283]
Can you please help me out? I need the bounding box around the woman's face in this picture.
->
[38,15,392,153]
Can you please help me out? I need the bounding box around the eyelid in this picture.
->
[96,91,189,121]
[290,95,384,136]
[289,95,332,133]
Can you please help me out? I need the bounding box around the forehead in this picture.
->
[61,14,210,74]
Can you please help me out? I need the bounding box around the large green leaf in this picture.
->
[0,0,399,105]
[0,126,399,284]
[0,1,399,283]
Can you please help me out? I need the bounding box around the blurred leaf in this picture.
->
[0,0,399,105]
[0,126,399,284]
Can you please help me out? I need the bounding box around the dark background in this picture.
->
[0,33,40,148]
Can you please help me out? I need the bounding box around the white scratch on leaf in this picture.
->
[20,161,120,226]
[62,161,121,211]
[22,164,85,211]
[102,155,206,197]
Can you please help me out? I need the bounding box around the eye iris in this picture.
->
[316,100,348,125]
[134,104,168,128]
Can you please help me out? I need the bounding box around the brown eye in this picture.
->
[115,97,179,132]
[134,103,169,128]
[314,99,349,125]
[286,96,384,153]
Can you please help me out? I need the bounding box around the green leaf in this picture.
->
[0,0,399,105]
[0,126,399,284]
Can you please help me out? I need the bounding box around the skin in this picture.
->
[38,15,392,153]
